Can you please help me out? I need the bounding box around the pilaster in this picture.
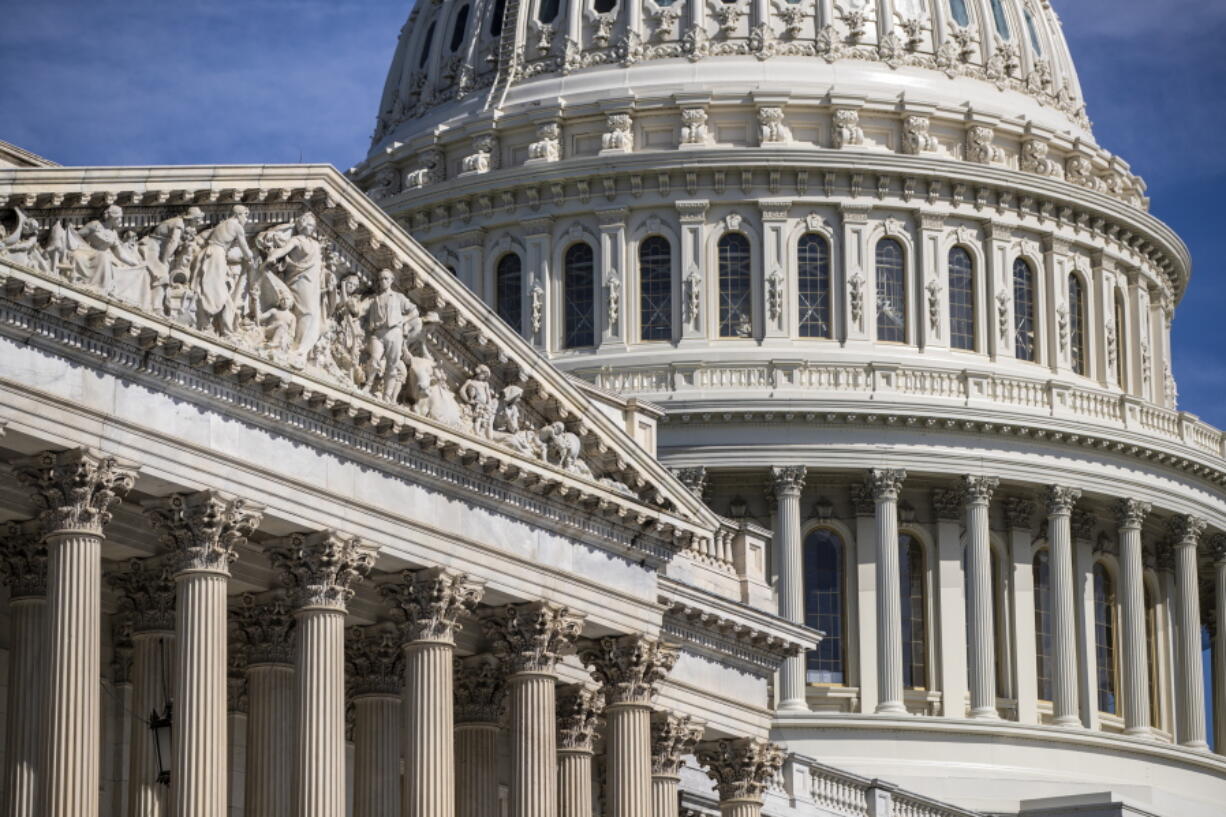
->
[676,200,709,343]
[598,208,630,350]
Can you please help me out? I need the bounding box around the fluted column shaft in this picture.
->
[353,694,400,817]
[1046,488,1081,726]
[1116,502,1151,736]
[1172,527,1208,749]
[455,723,499,817]
[1213,550,1226,756]
[294,608,346,816]
[871,471,907,714]
[129,632,174,817]
[404,642,456,816]
[965,478,999,719]
[557,749,593,817]
[606,703,652,817]
[650,776,679,817]
[245,664,294,817]
[510,671,557,817]
[173,570,229,816]
[718,801,761,817]
[4,595,45,817]
[771,466,808,712]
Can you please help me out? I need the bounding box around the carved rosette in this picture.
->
[346,624,403,697]
[233,592,296,666]
[769,466,807,499]
[581,635,679,707]
[1167,514,1207,549]
[380,567,485,645]
[931,489,963,522]
[144,490,264,577]
[482,601,585,675]
[267,530,376,612]
[1004,497,1036,530]
[696,737,785,803]
[651,711,704,777]
[12,448,138,536]
[962,476,999,507]
[107,557,176,633]
[1115,499,1152,531]
[557,684,605,752]
[867,468,907,502]
[1044,485,1082,517]
[0,519,47,599]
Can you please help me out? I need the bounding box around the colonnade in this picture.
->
[0,447,785,817]
[769,466,1224,748]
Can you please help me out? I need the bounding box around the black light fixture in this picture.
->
[149,702,172,786]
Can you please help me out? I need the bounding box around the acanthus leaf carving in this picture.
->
[380,567,485,645]
[0,519,46,600]
[12,448,139,537]
[696,737,785,802]
[557,684,604,751]
[651,711,705,776]
[143,490,264,577]
[233,592,296,666]
[267,530,377,612]
[482,601,584,675]
[346,623,404,696]
[580,634,679,705]
[454,654,506,723]
[108,557,176,634]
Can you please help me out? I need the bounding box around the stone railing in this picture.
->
[769,754,985,817]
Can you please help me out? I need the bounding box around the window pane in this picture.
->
[1025,8,1044,55]
[564,244,595,349]
[1034,551,1053,701]
[1069,274,1087,376]
[991,0,1011,39]
[798,234,832,338]
[419,22,436,68]
[1093,564,1119,714]
[1115,294,1127,385]
[949,0,971,27]
[449,5,470,52]
[804,529,844,684]
[639,236,673,342]
[495,253,522,333]
[876,239,907,343]
[1013,259,1037,361]
[718,234,753,338]
[490,0,508,36]
[537,0,560,24]
[1145,584,1160,728]
[900,534,927,689]
[949,247,976,351]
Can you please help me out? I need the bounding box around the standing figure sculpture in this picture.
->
[460,364,497,439]
[196,205,255,337]
[140,206,206,315]
[363,268,429,402]
[262,212,325,357]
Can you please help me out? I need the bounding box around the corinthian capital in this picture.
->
[1209,533,1226,565]
[1004,497,1036,530]
[0,519,46,599]
[962,475,999,506]
[581,634,679,706]
[107,557,175,634]
[454,655,505,724]
[696,737,785,802]
[557,684,604,752]
[1167,514,1207,548]
[769,466,807,498]
[267,530,376,612]
[12,448,138,536]
[1045,485,1081,516]
[482,601,585,675]
[1115,499,1152,530]
[346,624,403,697]
[867,469,907,502]
[380,567,485,645]
[652,711,705,776]
[144,490,263,577]
[233,593,295,665]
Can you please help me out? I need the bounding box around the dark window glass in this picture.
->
[1025,8,1044,55]
[991,0,1011,38]
[1034,550,1053,701]
[594,0,617,12]
[1069,274,1087,376]
[718,234,753,338]
[639,236,673,342]
[949,247,976,351]
[992,548,1009,698]
[1145,584,1160,728]
[490,0,508,36]
[798,234,832,338]
[538,0,560,24]
[876,239,907,343]
[949,0,971,27]
[449,6,470,52]
[1093,564,1119,714]
[1115,293,1127,385]
[1013,259,1037,361]
[419,22,436,68]
[803,529,845,684]
[900,534,927,690]
[563,243,595,349]
[495,254,523,333]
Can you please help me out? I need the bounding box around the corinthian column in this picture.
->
[1115,499,1152,736]
[556,685,604,817]
[696,739,785,817]
[1168,515,1208,749]
[1045,485,1082,727]
[483,602,586,817]
[1211,535,1226,756]
[0,520,47,817]
[963,476,1000,719]
[649,712,703,817]
[582,636,679,817]
[233,594,296,817]
[381,568,486,817]
[145,490,263,817]
[269,531,377,817]
[109,559,177,817]
[770,466,808,712]
[13,448,138,817]
[868,469,907,714]
[346,625,403,817]
[454,656,504,817]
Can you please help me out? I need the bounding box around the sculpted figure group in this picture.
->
[0,205,622,490]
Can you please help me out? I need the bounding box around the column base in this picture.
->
[1123,726,1152,739]
[875,702,908,715]
[776,699,810,714]
[1052,715,1081,728]
[1181,740,1210,751]
[969,707,1000,720]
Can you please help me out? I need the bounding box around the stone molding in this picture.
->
[650,711,704,777]
[11,447,138,536]
[232,592,295,666]
[379,567,485,645]
[659,597,810,675]
[107,557,176,634]
[143,490,264,577]
[266,530,377,612]
[0,519,46,599]
[482,601,585,675]
[581,635,679,707]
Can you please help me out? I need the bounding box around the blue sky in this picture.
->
[0,0,1222,423]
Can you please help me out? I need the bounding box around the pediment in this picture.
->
[0,165,719,536]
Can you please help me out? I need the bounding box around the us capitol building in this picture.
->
[0,1,1222,817]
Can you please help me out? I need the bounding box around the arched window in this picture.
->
[490,0,508,36]
[876,238,907,343]
[1093,564,1119,714]
[537,0,561,24]
[1034,550,1053,701]
[803,529,845,684]
[1024,8,1044,55]
[1145,582,1161,728]
[990,0,1011,39]
[639,236,673,342]
[449,5,470,52]
[798,233,832,338]
[563,244,596,349]
[1069,274,1087,376]
[949,0,971,27]
[1013,259,1037,362]
[418,22,437,68]
[495,253,523,333]
[948,247,976,351]
[1114,292,1127,386]
[594,0,618,12]
[718,233,753,338]
[900,534,927,689]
